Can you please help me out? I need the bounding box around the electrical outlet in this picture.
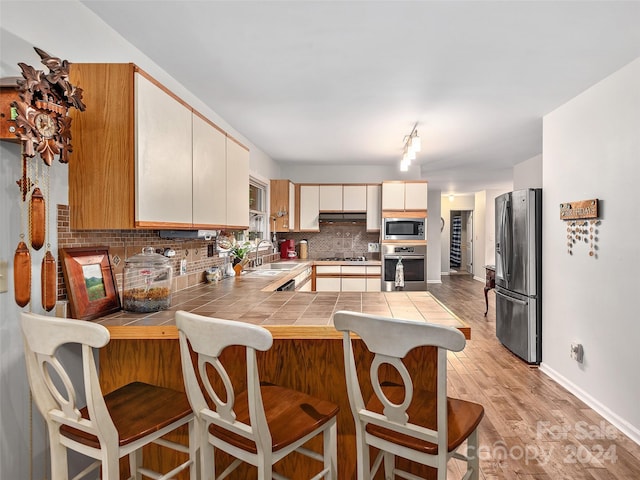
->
[0,259,7,293]
[570,343,584,363]
[368,242,380,253]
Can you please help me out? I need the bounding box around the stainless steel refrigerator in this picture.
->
[495,188,542,364]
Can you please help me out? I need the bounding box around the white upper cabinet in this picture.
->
[135,73,193,225]
[366,184,381,231]
[192,113,226,226]
[226,136,250,229]
[381,182,406,211]
[404,182,428,210]
[382,181,427,211]
[299,185,320,231]
[319,185,343,211]
[343,185,367,211]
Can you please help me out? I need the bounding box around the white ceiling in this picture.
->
[81,1,640,193]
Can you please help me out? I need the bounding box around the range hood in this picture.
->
[318,212,367,224]
[159,230,217,240]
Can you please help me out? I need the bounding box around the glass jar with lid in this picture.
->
[122,246,173,312]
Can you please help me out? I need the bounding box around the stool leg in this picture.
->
[200,421,215,480]
[383,452,394,480]
[324,420,337,479]
[188,418,198,480]
[355,428,369,480]
[129,448,142,480]
[101,446,121,480]
[48,431,69,480]
[468,429,480,480]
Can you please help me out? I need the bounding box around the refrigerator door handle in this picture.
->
[503,199,512,282]
[496,289,528,306]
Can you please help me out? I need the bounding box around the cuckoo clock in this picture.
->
[11,47,85,167]
[9,47,86,310]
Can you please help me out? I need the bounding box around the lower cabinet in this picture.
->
[315,277,342,292]
[314,265,381,292]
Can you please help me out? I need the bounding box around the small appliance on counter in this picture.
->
[299,240,308,259]
[122,246,172,313]
[280,239,297,259]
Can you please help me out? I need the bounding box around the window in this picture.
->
[249,178,267,241]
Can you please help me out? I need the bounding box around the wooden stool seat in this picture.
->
[211,384,339,454]
[365,384,484,455]
[60,381,192,448]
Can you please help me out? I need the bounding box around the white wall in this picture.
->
[281,162,422,183]
[473,192,487,280]
[426,189,442,283]
[541,57,640,443]
[513,154,543,190]
[0,2,279,478]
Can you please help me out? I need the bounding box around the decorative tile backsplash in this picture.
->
[56,205,380,303]
[277,224,380,259]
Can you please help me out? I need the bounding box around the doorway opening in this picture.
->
[449,210,473,275]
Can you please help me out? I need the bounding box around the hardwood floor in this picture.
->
[427,275,640,479]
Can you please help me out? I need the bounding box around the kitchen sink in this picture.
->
[262,263,299,270]
[247,270,282,277]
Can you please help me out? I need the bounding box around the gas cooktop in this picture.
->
[318,256,367,262]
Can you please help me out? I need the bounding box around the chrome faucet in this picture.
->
[254,239,273,267]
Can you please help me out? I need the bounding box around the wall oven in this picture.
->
[382,217,425,241]
[381,244,427,292]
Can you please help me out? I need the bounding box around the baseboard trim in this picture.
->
[539,363,640,446]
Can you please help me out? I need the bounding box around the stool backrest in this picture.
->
[333,310,466,455]
[20,312,116,446]
[175,311,273,451]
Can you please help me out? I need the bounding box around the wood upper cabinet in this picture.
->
[68,63,248,230]
[382,181,428,212]
[226,136,250,229]
[193,113,226,227]
[299,184,320,231]
[270,179,296,232]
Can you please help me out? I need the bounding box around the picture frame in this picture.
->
[60,246,121,320]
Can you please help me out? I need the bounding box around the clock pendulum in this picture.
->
[40,165,56,312]
[14,150,32,308]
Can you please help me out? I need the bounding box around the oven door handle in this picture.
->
[384,255,424,260]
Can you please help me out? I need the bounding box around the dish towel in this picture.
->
[395,257,404,289]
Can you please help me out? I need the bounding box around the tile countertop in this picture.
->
[94,259,469,341]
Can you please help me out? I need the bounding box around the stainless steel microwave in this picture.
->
[383,217,425,241]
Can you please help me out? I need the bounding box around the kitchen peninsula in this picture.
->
[94,262,469,479]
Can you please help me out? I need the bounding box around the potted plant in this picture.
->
[230,242,253,274]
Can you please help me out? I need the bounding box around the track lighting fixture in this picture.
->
[400,123,420,171]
